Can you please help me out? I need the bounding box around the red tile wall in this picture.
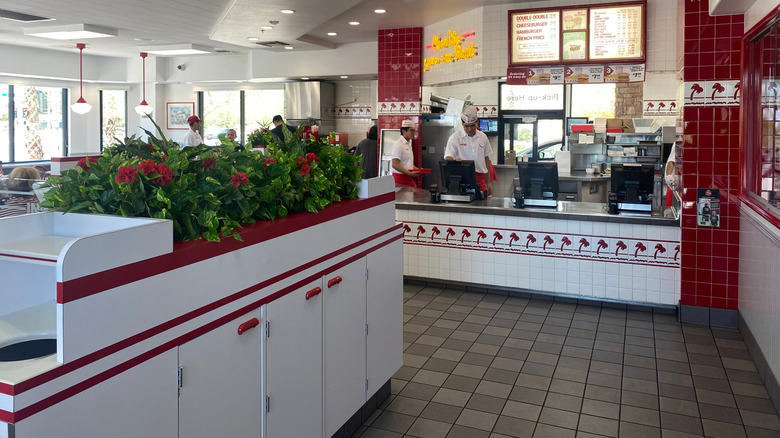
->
[378,28,424,172]
[678,0,743,310]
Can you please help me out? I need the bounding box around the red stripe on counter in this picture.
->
[10,225,402,397]
[0,253,57,263]
[6,231,403,423]
[58,192,394,303]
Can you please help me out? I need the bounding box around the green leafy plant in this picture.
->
[40,117,363,242]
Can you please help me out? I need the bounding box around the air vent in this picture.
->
[254,41,289,48]
[0,9,54,23]
[214,49,232,53]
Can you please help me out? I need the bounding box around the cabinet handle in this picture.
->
[327,276,343,288]
[237,318,260,335]
[305,286,323,300]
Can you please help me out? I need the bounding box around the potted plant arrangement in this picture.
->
[40,118,363,242]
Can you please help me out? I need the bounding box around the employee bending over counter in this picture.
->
[445,106,493,196]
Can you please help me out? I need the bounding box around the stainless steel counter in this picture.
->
[493,165,611,182]
[395,186,679,226]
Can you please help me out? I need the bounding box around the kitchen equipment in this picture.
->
[591,163,604,174]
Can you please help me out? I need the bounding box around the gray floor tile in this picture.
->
[406,417,452,438]
[699,403,742,423]
[533,423,576,438]
[543,392,582,413]
[701,419,748,438]
[549,378,585,397]
[423,358,459,374]
[466,393,507,414]
[419,402,463,423]
[581,398,620,420]
[509,386,547,405]
[454,408,498,431]
[622,389,659,410]
[619,421,662,438]
[492,415,535,438]
[660,412,703,435]
[445,424,490,438]
[371,411,417,434]
[358,426,404,438]
[538,406,579,429]
[483,368,520,385]
[443,374,480,393]
[578,413,619,437]
[621,405,660,427]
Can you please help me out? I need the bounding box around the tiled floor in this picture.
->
[352,284,780,438]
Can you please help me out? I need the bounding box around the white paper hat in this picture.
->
[401,120,414,128]
[461,106,478,124]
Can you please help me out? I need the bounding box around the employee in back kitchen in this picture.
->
[355,125,378,179]
[445,106,493,196]
[391,120,420,187]
[180,115,204,149]
[270,115,298,143]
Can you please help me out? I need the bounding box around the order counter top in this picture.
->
[493,165,612,182]
[395,186,678,227]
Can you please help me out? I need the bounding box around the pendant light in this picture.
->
[70,43,92,114]
[135,52,153,115]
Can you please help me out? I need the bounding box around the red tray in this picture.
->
[571,124,594,133]
[413,168,431,174]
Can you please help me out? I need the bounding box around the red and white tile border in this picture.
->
[683,80,741,107]
[396,210,681,306]
[401,221,680,267]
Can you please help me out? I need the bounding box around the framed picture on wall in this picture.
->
[167,102,194,130]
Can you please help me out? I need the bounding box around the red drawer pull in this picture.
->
[237,318,260,335]
[305,286,323,300]
[327,276,343,288]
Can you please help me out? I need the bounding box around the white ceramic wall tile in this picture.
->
[334,80,377,148]
[739,206,780,383]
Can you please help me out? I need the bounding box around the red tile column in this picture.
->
[377,28,423,182]
[678,0,743,320]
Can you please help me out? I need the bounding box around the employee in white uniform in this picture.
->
[444,106,493,196]
[391,119,420,187]
[181,115,204,149]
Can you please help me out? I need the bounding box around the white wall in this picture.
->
[746,0,779,30]
[249,42,377,79]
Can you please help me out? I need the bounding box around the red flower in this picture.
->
[231,172,249,187]
[296,156,306,166]
[299,163,311,177]
[115,166,138,184]
[202,157,217,170]
[147,143,155,153]
[77,156,98,171]
[136,159,157,175]
[263,157,276,167]
[306,152,318,163]
[152,165,173,186]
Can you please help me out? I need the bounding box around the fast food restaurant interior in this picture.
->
[1,0,780,436]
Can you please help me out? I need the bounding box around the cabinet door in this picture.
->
[366,240,404,396]
[265,279,323,438]
[323,259,367,437]
[178,309,262,438]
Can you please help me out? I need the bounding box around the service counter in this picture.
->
[395,186,681,309]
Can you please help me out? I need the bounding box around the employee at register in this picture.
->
[444,106,493,196]
[391,120,420,187]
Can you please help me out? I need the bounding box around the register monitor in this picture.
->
[610,163,655,212]
[439,159,481,202]
[516,162,559,207]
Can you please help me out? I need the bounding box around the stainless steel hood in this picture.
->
[284,82,335,121]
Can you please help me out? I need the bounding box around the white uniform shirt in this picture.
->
[444,130,492,174]
[390,136,414,174]
[181,128,204,148]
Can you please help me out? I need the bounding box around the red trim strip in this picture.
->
[10,224,402,396]
[3,231,403,423]
[0,254,57,263]
[58,192,394,303]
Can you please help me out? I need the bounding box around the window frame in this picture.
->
[2,84,68,164]
[740,6,780,229]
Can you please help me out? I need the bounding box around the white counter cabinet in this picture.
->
[1,176,402,438]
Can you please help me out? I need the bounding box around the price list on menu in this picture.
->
[510,11,560,64]
[589,5,643,60]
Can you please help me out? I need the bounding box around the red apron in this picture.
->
[393,173,417,188]
[476,173,487,191]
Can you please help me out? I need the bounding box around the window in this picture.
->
[7,85,66,162]
[742,12,780,223]
[244,89,284,144]
[202,90,240,146]
[0,85,8,164]
[100,90,127,150]
[570,83,616,119]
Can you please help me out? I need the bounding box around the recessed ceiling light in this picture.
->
[349,21,360,26]
[340,75,349,79]
[280,9,295,14]
[284,45,294,50]
[327,32,337,36]
[134,37,154,42]
[374,9,387,14]
[301,77,309,80]
[24,23,118,40]
[260,26,274,30]
[247,37,261,42]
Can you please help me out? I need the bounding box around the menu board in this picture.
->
[508,1,645,66]
[590,5,644,60]
[510,11,560,64]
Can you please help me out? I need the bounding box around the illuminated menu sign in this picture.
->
[590,5,644,60]
[510,11,560,64]
[508,1,645,66]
